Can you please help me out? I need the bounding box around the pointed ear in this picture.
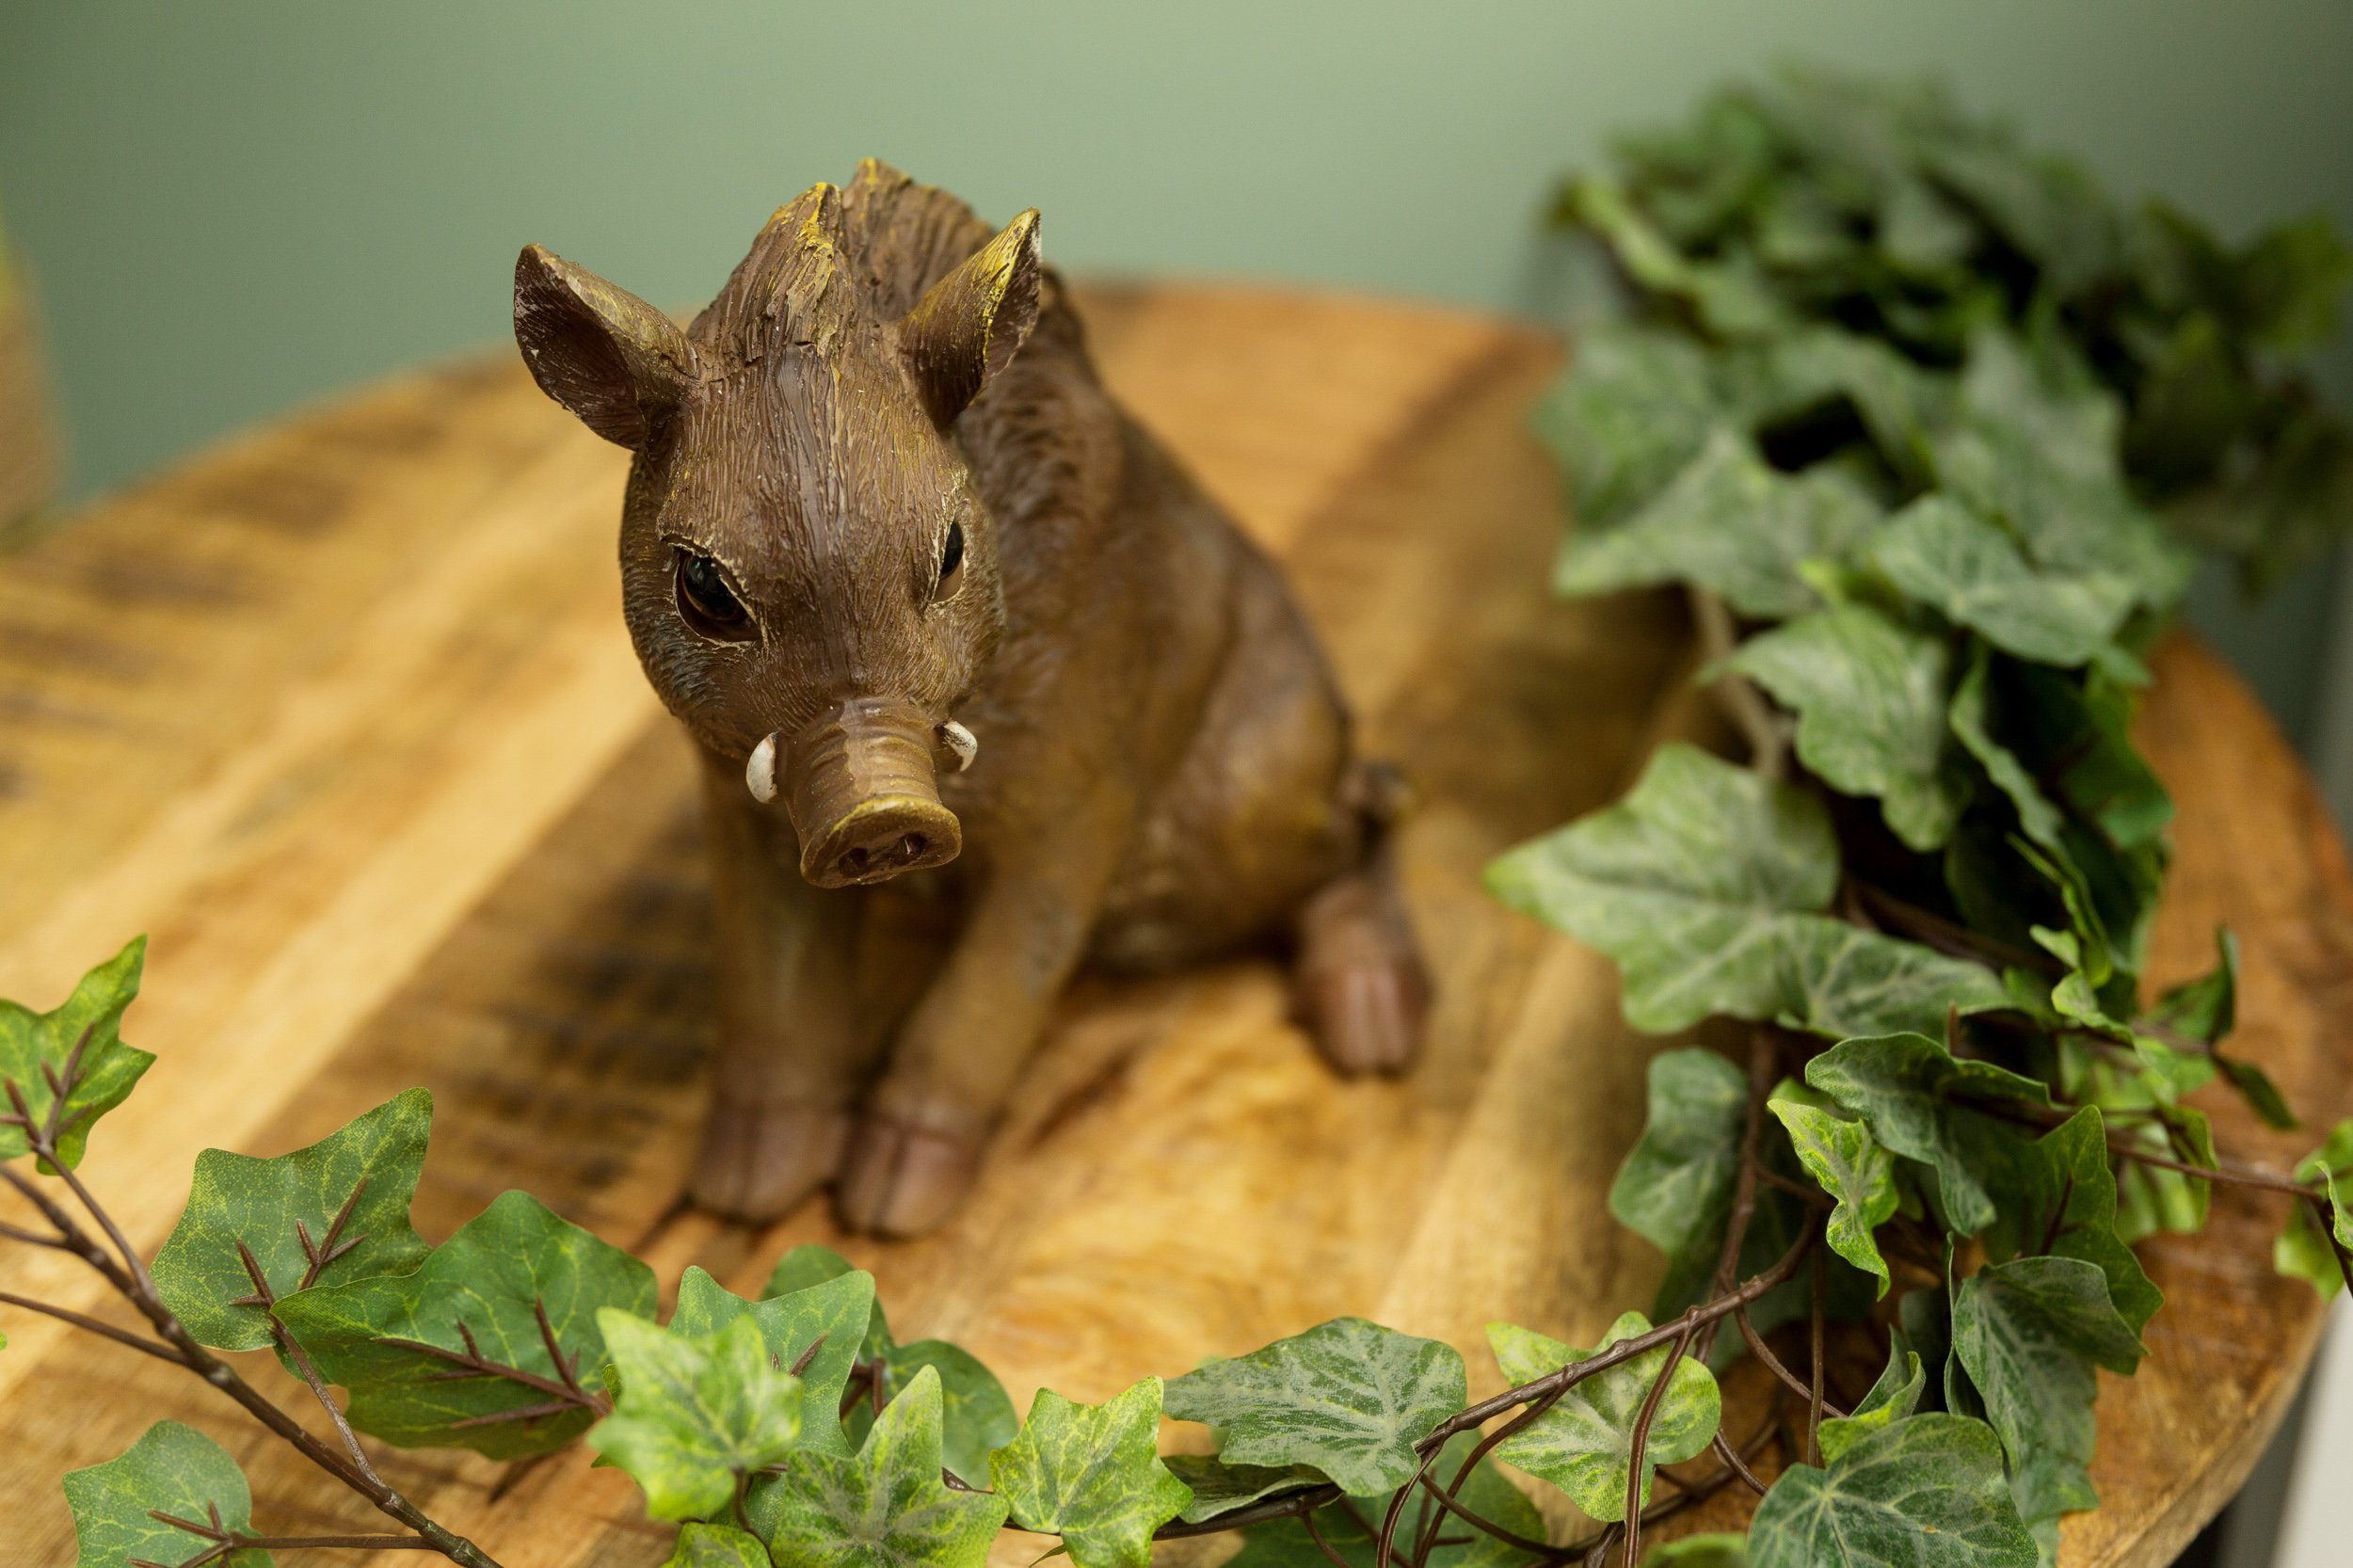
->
[895,210,1042,426]
[513,245,697,449]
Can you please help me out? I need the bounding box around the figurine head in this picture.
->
[513,174,1039,888]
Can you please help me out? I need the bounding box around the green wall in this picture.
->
[3,0,2350,726]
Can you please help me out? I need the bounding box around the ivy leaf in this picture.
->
[1163,1454,1326,1525]
[2111,1105,2217,1242]
[589,1311,803,1522]
[765,1245,893,1364]
[664,1524,771,1568]
[1983,1109,2161,1335]
[1950,1256,2145,1525]
[1610,1049,1747,1312]
[1488,744,2003,1036]
[1769,1097,1898,1292]
[62,1421,274,1568]
[2143,929,2296,1130]
[1565,175,1794,340]
[1164,1317,1467,1496]
[1806,1033,2049,1235]
[1554,429,1879,619]
[757,1365,1008,1568]
[1719,605,1967,850]
[1869,496,2132,666]
[2278,1119,2353,1296]
[1747,1413,2036,1568]
[1817,1339,1925,1464]
[1999,661,2173,856]
[845,1340,1018,1486]
[1640,1536,1749,1568]
[273,1189,657,1459]
[674,1265,872,1456]
[1485,1312,1721,1521]
[1948,646,2067,859]
[0,936,153,1171]
[152,1089,433,1352]
[987,1378,1192,1568]
[1531,324,1726,528]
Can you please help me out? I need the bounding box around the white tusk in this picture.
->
[745,732,780,803]
[937,719,979,773]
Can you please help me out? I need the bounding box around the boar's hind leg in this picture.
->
[837,790,1134,1239]
[694,749,877,1224]
[1291,760,1431,1077]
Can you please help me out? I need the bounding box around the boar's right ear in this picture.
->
[513,245,697,449]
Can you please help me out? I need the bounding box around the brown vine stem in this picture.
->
[1618,1320,1695,1568]
[0,1070,504,1568]
[1689,586,1789,780]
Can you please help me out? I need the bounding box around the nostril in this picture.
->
[840,847,871,876]
[898,834,927,862]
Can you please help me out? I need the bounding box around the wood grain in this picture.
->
[0,284,2343,1567]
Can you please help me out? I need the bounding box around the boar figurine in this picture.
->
[514,161,1428,1237]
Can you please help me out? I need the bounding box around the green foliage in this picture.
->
[274,1189,657,1459]
[756,1366,1008,1568]
[1486,744,2005,1036]
[1816,1341,1925,1464]
[664,1525,770,1568]
[153,1089,433,1352]
[1806,1033,2046,1236]
[0,936,152,1171]
[1164,1317,1467,1496]
[674,1264,871,1457]
[1951,1257,2145,1528]
[63,1421,273,1568]
[1162,1454,1325,1525]
[1485,1312,1721,1520]
[1223,1434,1545,1568]
[590,1312,803,1521]
[1746,1414,2036,1568]
[2278,1119,2353,1296]
[1769,1096,1899,1291]
[987,1379,1191,1568]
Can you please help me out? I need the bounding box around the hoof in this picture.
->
[834,1112,984,1239]
[692,1099,848,1224]
[1293,872,1432,1078]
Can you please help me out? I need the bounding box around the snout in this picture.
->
[759,700,964,888]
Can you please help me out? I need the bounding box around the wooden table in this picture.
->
[0,284,2346,1567]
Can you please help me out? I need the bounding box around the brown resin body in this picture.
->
[514,161,1427,1235]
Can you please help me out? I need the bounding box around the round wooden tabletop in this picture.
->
[0,283,2345,1567]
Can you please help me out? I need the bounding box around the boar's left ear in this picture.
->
[514,245,698,449]
[896,209,1043,427]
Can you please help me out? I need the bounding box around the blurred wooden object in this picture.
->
[0,284,2345,1568]
[0,236,61,536]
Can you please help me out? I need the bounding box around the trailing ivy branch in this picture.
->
[11,68,2353,1568]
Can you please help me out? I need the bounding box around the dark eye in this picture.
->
[675,549,754,641]
[936,520,966,589]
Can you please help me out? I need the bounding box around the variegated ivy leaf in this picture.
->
[1769,1096,1899,1293]
[664,1524,770,1568]
[1488,744,2004,1036]
[987,1378,1192,1568]
[1565,175,1794,341]
[2278,1118,2353,1296]
[1982,1109,2161,1335]
[2147,928,2296,1130]
[273,1189,656,1459]
[1485,1312,1721,1521]
[1610,1049,1748,1313]
[765,1245,893,1363]
[1719,603,1968,851]
[1817,1338,1925,1464]
[756,1365,1008,1568]
[1948,644,2067,858]
[1554,428,1880,620]
[1748,1414,2036,1568]
[1162,1454,1326,1525]
[673,1264,872,1456]
[589,1311,803,1522]
[1529,323,1726,529]
[63,1421,274,1568]
[0,936,153,1171]
[1806,1032,2050,1236]
[153,1089,433,1352]
[1950,1256,2145,1527]
[1163,1317,1467,1496]
[1868,495,2134,667]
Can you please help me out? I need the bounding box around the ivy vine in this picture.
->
[8,68,2353,1568]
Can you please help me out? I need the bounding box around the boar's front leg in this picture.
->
[836,791,1132,1238]
[694,748,871,1223]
